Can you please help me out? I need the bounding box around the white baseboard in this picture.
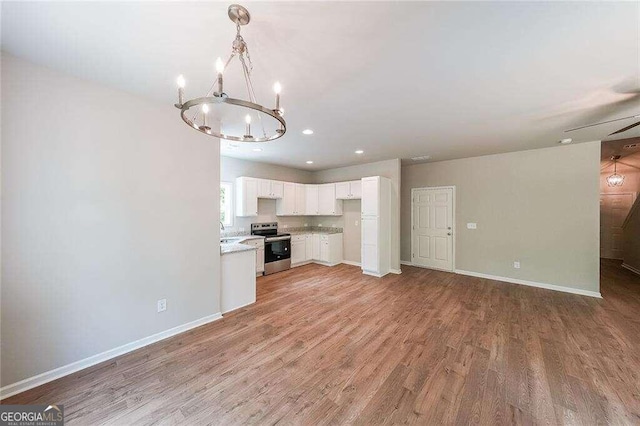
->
[362,270,386,278]
[0,312,223,400]
[621,263,640,276]
[390,268,402,275]
[341,260,361,267]
[454,269,601,298]
[400,261,414,266]
[222,300,256,315]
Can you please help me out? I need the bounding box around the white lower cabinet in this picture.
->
[305,234,313,260]
[312,234,321,260]
[291,235,306,265]
[290,233,343,267]
[243,238,265,275]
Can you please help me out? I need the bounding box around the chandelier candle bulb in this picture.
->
[176,75,186,105]
[274,82,282,111]
[202,104,209,128]
[216,58,224,95]
[245,114,251,138]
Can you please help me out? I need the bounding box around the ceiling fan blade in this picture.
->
[608,120,640,136]
[565,115,639,132]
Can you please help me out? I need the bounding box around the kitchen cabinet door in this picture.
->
[291,239,306,265]
[276,182,296,216]
[236,177,258,216]
[271,181,284,199]
[320,239,330,262]
[257,179,271,198]
[305,185,319,215]
[312,234,321,260]
[335,182,351,199]
[349,180,362,199]
[305,234,313,260]
[362,244,378,273]
[295,184,306,215]
[256,247,265,273]
[318,184,342,215]
[361,177,379,216]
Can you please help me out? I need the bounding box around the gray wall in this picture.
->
[313,159,401,269]
[220,156,314,232]
[401,142,601,292]
[623,199,640,272]
[1,54,221,387]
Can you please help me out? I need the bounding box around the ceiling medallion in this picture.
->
[606,155,625,187]
[174,4,285,142]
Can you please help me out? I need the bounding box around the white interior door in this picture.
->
[412,187,454,271]
[600,193,635,259]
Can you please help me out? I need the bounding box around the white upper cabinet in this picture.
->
[335,182,350,199]
[318,184,343,215]
[236,177,353,217]
[350,180,362,199]
[257,179,283,199]
[335,180,362,200]
[361,177,379,216]
[271,181,284,198]
[236,177,258,217]
[276,182,306,216]
[305,185,319,215]
[295,184,306,215]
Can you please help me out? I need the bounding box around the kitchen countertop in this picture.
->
[288,227,343,235]
[221,243,257,255]
[288,231,342,236]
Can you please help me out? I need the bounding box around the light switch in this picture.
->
[355,220,359,226]
[467,223,477,229]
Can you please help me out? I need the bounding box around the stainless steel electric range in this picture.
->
[251,222,291,275]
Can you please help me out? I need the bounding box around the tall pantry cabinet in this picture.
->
[361,176,392,277]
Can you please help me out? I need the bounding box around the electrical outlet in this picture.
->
[467,223,477,229]
[283,224,288,228]
[355,220,359,226]
[318,223,322,227]
[157,299,167,312]
[513,261,520,269]
[304,223,308,227]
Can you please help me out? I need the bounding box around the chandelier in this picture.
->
[606,155,625,187]
[174,4,286,142]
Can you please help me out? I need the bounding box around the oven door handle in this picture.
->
[265,236,291,242]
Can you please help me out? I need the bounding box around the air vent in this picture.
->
[411,155,431,161]
[623,143,638,149]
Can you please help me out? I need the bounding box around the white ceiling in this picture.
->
[2,1,640,170]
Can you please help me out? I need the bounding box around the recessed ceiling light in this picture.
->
[252,148,263,152]
[559,138,573,144]
[411,155,431,161]
[355,150,364,154]
[306,160,314,164]
[302,129,314,135]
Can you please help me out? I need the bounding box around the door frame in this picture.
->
[411,186,456,272]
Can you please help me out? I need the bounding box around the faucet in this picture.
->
[220,221,225,231]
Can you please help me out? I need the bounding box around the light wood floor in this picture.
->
[3,260,640,425]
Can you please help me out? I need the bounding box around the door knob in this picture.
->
[447,227,452,230]
[447,232,452,236]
